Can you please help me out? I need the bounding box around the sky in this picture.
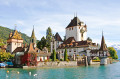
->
[0,0,120,46]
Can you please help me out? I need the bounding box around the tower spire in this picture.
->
[14,24,17,30]
[102,30,103,36]
[76,12,77,17]
[99,31,107,51]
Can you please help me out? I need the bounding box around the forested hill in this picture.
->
[0,26,30,44]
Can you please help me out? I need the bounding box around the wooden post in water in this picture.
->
[85,56,88,66]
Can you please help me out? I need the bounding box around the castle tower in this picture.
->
[30,26,36,48]
[99,32,108,57]
[7,30,23,53]
[51,33,63,52]
[66,16,87,41]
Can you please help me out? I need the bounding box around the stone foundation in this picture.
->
[37,61,77,68]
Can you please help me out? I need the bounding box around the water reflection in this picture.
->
[0,63,120,79]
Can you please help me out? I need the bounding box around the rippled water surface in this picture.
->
[0,62,120,79]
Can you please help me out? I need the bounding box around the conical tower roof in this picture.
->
[99,32,108,51]
[31,26,36,38]
[54,32,62,41]
[25,42,36,53]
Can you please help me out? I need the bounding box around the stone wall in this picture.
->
[37,61,77,67]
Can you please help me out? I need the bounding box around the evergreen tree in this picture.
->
[37,36,47,50]
[87,37,92,41]
[108,47,118,59]
[52,49,56,61]
[46,27,52,48]
[64,48,68,61]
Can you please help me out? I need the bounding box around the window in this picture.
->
[32,39,34,43]
[81,33,83,40]
[79,27,80,29]
[72,27,73,30]
[69,49,71,52]
[69,28,71,30]
[74,49,76,52]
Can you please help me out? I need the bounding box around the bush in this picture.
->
[44,60,48,62]
[64,49,68,61]
[60,59,63,61]
[56,59,59,62]
[66,59,69,62]
[93,57,100,60]
[48,59,52,62]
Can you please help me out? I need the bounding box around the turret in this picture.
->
[30,26,36,48]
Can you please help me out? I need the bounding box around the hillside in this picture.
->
[0,26,30,44]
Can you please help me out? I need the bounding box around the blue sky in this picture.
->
[0,0,120,46]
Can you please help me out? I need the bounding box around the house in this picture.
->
[12,27,51,66]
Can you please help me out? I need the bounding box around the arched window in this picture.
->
[81,33,83,40]
[32,39,34,43]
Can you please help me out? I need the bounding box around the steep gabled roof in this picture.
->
[9,30,23,40]
[63,37,75,44]
[25,43,36,53]
[31,27,36,38]
[54,32,62,41]
[66,17,83,28]
[13,47,24,54]
[99,35,108,51]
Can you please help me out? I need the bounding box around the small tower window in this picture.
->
[81,33,83,41]
[32,39,34,43]
[69,28,71,30]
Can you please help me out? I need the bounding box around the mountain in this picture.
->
[0,26,30,44]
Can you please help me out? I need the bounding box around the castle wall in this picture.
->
[66,26,87,41]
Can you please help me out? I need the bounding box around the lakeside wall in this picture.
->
[23,61,77,69]
[37,61,77,67]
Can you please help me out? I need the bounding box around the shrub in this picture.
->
[48,59,52,62]
[66,59,69,62]
[56,59,59,62]
[60,59,63,61]
[93,57,100,60]
[44,60,48,62]
[64,49,68,61]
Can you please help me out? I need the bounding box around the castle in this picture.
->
[6,15,110,66]
[51,16,109,62]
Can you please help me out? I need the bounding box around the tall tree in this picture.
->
[108,47,118,59]
[52,49,56,61]
[46,27,52,48]
[87,37,92,41]
[64,48,68,61]
[37,36,47,50]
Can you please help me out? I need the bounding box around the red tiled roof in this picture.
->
[25,43,36,53]
[58,37,97,49]
[13,47,24,53]
[63,37,75,44]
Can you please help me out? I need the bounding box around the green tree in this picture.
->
[52,49,56,61]
[87,37,92,41]
[108,47,118,59]
[0,50,14,62]
[46,27,52,48]
[37,36,47,50]
[64,49,68,61]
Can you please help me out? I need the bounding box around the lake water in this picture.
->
[0,50,120,79]
[0,62,120,79]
